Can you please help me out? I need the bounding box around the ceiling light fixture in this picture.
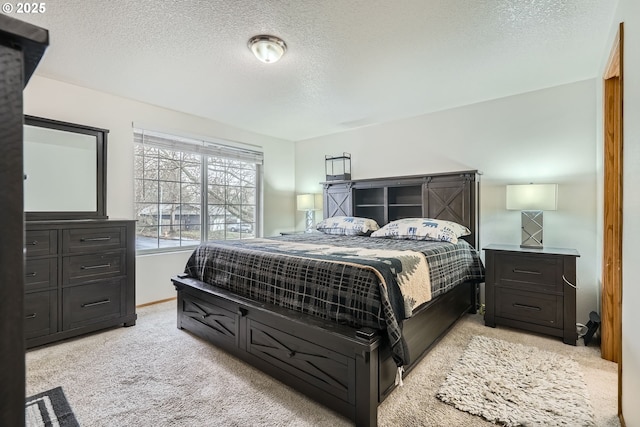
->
[248,35,287,64]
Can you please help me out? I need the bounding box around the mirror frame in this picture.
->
[24,115,108,221]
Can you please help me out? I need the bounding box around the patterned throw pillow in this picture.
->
[316,216,380,236]
[370,218,471,243]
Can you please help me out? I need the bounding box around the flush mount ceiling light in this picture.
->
[248,35,287,64]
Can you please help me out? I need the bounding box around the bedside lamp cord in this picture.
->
[562,275,577,289]
[562,275,589,338]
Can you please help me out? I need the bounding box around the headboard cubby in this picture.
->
[322,170,480,248]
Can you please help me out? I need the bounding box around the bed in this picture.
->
[172,171,483,426]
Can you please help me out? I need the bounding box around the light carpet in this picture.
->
[26,301,619,426]
[437,336,595,426]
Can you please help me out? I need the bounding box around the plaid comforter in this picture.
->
[183,233,484,366]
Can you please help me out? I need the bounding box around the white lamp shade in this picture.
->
[506,184,558,211]
[296,194,315,211]
[314,194,323,211]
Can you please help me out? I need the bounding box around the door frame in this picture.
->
[602,22,623,416]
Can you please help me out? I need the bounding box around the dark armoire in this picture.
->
[0,14,48,427]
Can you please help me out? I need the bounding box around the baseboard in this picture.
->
[136,297,176,308]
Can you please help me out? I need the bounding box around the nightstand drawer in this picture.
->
[494,253,562,293]
[495,288,562,328]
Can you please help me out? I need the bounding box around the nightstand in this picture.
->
[483,244,580,345]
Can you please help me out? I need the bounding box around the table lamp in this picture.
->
[506,183,558,248]
[297,194,321,232]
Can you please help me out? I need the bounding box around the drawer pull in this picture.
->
[81,263,112,270]
[80,237,112,242]
[27,240,39,246]
[513,268,541,275]
[26,272,37,277]
[82,299,111,308]
[25,313,37,319]
[513,303,541,311]
[562,275,578,289]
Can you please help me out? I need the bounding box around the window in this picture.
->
[134,129,263,252]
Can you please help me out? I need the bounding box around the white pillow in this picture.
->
[316,216,380,236]
[370,218,470,243]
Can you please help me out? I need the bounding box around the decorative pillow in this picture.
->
[315,216,380,236]
[370,218,471,243]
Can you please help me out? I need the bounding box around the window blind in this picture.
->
[133,128,264,164]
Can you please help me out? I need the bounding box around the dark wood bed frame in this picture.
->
[172,170,480,426]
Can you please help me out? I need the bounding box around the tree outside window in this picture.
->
[133,129,262,252]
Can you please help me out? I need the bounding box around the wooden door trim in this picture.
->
[602,21,623,417]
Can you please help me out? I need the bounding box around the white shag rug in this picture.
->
[437,335,595,426]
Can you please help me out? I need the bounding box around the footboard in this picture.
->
[172,276,382,427]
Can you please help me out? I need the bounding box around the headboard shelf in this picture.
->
[322,170,479,248]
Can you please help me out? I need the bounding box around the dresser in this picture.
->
[25,220,137,349]
[483,244,579,345]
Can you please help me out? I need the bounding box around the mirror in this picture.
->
[24,115,108,220]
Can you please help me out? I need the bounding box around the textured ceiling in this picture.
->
[15,0,616,141]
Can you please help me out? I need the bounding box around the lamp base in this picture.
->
[520,243,543,249]
[521,210,544,248]
[305,210,314,233]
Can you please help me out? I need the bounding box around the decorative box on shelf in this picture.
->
[325,152,351,181]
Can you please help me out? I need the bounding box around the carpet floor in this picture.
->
[26,301,619,426]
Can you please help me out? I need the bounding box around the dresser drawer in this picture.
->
[62,227,126,253]
[495,288,562,328]
[63,251,125,285]
[63,279,125,329]
[25,258,57,292]
[494,253,562,293]
[25,291,57,339]
[25,230,57,257]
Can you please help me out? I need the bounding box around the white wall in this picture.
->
[24,76,296,305]
[603,1,640,425]
[295,79,599,320]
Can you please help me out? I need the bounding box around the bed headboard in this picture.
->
[322,170,480,248]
